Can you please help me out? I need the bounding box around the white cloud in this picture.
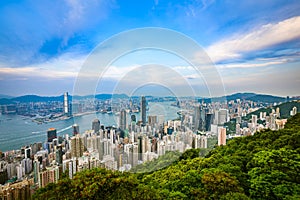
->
[207,16,300,62]
[0,67,77,79]
[0,53,86,79]
[217,59,288,69]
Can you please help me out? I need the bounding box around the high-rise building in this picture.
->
[218,127,226,146]
[205,113,213,131]
[236,123,241,134]
[252,115,257,127]
[47,128,57,143]
[55,145,63,165]
[217,109,229,125]
[194,105,206,131]
[92,119,100,134]
[119,109,127,130]
[194,105,200,130]
[64,92,71,116]
[72,124,79,136]
[33,160,40,183]
[141,96,146,125]
[131,114,136,122]
[70,135,85,158]
[25,147,31,159]
[290,106,297,116]
[148,115,157,127]
[276,107,280,118]
[0,179,34,200]
[38,166,60,188]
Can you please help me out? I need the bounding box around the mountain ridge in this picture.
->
[0,92,296,105]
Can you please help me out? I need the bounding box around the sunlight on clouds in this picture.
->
[207,16,300,62]
[0,67,77,79]
[217,59,288,69]
[0,53,86,79]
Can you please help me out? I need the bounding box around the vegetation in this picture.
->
[275,101,300,118]
[130,151,181,173]
[33,114,300,200]
[245,101,300,120]
[224,120,236,134]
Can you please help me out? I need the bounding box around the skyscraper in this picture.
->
[25,147,31,159]
[252,115,257,127]
[218,127,226,146]
[47,128,57,143]
[218,109,229,125]
[119,109,127,130]
[148,115,157,127]
[141,96,146,125]
[194,105,205,131]
[72,124,79,136]
[55,145,63,165]
[205,113,213,131]
[92,119,100,134]
[64,92,71,116]
[70,135,84,158]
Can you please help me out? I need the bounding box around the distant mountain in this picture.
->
[95,93,128,100]
[0,93,129,104]
[225,92,286,103]
[0,94,14,99]
[73,94,129,100]
[200,92,285,103]
[0,92,290,105]
[12,95,64,103]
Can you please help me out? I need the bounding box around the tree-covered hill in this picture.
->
[245,101,300,120]
[33,114,300,200]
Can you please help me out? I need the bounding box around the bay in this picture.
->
[0,102,179,152]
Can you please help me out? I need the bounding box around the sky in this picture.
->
[0,0,299,97]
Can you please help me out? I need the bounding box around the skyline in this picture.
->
[0,0,300,96]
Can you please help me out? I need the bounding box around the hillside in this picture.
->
[225,92,285,103]
[33,114,300,200]
[245,101,300,120]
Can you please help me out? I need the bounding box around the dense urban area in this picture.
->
[0,93,299,199]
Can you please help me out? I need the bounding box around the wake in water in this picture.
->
[57,125,72,133]
[32,131,44,134]
[32,125,72,134]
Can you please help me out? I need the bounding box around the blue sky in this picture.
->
[0,0,299,97]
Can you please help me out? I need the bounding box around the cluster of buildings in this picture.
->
[234,106,297,137]
[0,94,298,199]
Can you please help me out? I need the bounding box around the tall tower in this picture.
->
[119,109,127,130]
[194,105,200,130]
[63,92,70,116]
[92,119,100,134]
[252,115,257,127]
[141,96,146,125]
[47,128,57,142]
[205,113,213,131]
[55,144,63,165]
[70,135,84,158]
[72,124,79,136]
[218,127,226,146]
[218,109,229,125]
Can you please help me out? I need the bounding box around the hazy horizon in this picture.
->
[0,91,297,99]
